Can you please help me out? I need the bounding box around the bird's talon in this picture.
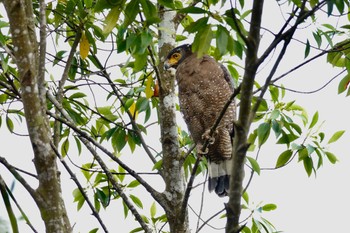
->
[197,145,209,155]
[202,129,217,144]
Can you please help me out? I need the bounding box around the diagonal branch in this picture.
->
[0,156,45,210]
[89,53,159,169]
[46,91,166,208]
[50,142,109,233]
[53,29,82,147]
[47,94,154,232]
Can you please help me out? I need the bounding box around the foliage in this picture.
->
[0,0,348,232]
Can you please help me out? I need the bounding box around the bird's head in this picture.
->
[164,44,192,70]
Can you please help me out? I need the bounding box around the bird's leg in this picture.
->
[202,128,217,145]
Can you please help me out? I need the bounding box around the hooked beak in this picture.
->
[164,60,171,70]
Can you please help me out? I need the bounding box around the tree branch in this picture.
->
[50,142,109,233]
[46,91,166,209]
[53,28,82,147]
[0,156,45,210]
[226,1,264,232]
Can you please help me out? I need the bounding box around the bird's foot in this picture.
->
[196,144,209,156]
[202,129,217,145]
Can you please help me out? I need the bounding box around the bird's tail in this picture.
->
[208,159,232,197]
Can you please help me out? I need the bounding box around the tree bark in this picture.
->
[3,1,71,232]
[157,5,190,233]
[226,1,264,232]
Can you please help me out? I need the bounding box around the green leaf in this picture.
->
[318,132,325,142]
[61,139,70,157]
[192,24,213,58]
[313,31,322,48]
[112,128,127,152]
[328,130,345,144]
[325,151,338,164]
[178,6,207,14]
[127,180,140,188]
[73,188,85,211]
[95,0,124,12]
[335,0,345,14]
[309,111,318,129]
[129,194,143,209]
[271,120,282,137]
[315,148,323,169]
[338,74,350,94]
[232,39,243,59]
[152,160,163,171]
[53,50,66,66]
[123,201,129,218]
[270,109,280,120]
[303,156,313,177]
[262,203,277,211]
[242,192,249,204]
[150,202,156,218]
[136,97,149,113]
[133,53,147,72]
[247,156,260,175]
[275,149,293,168]
[96,188,109,208]
[216,25,230,57]
[139,0,159,24]
[304,39,310,58]
[103,6,122,35]
[158,0,176,8]
[130,227,143,233]
[184,17,208,33]
[5,116,13,133]
[298,147,309,161]
[69,92,87,99]
[128,131,140,152]
[269,86,279,103]
[124,0,139,27]
[88,228,99,233]
[257,122,270,146]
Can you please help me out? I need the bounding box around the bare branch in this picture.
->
[53,29,82,147]
[51,142,109,233]
[0,156,45,209]
[227,1,264,232]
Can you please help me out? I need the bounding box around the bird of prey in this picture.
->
[164,44,236,197]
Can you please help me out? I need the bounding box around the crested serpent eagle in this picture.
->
[164,44,236,197]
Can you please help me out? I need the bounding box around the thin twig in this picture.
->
[197,208,226,232]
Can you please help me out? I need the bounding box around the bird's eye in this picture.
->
[172,53,180,59]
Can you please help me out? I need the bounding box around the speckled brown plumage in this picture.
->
[164,44,236,196]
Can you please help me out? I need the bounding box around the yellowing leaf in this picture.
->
[145,75,154,99]
[129,101,138,119]
[79,32,90,60]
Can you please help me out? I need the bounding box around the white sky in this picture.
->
[1,1,350,233]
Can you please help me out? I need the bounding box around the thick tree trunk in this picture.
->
[158,5,190,233]
[226,1,264,232]
[3,1,71,232]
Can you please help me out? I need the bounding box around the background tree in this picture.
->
[0,0,348,233]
